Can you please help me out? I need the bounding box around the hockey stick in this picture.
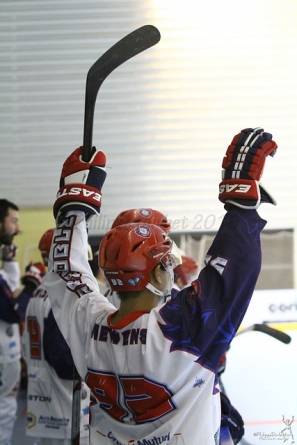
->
[236,323,291,344]
[71,25,161,445]
[71,365,82,445]
[82,24,161,162]
[220,426,235,445]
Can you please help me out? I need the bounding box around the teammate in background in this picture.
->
[173,253,198,290]
[17,262,46,334]
[45,127,278,444]
[169,252,199,300]
[14,262,46,393]
[22,229,90,445]
[0,199,21,445]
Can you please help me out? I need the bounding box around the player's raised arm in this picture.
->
[181,127,278,366]
[44,146,115,377]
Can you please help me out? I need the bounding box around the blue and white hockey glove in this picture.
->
[219,127,278,209]
[53,146,107,220]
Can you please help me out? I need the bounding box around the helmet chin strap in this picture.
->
[146,282,165,298]
[146,283,171,304]
[146,267,174,304]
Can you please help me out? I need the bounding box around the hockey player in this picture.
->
[17,262,46,334]
[106,210,243,443]
[22,228,90,445]
[45,127,277,444]
[0,199,21,445]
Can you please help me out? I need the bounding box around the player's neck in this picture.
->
[110,290,159,324]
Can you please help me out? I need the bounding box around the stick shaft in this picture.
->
[82,25,161,161]
[71,366,82,444]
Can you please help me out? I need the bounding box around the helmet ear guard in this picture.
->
[99,223,181,294]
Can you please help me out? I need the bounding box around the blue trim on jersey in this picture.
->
[43,309,75,379]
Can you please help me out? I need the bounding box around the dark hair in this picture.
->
[0,199,19,223]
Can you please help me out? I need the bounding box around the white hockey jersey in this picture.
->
[0,261,21,364]
[22,284,90,441]
[44,208,266,445]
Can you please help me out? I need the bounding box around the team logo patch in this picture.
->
[135,225,151,238]
[128,278,140,286]
[138,208,152,218]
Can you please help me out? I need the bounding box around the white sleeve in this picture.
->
[2,260,20,292]
[44,211,116,379]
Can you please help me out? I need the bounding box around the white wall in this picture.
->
[1,0,297,235]
[222,289,297,444]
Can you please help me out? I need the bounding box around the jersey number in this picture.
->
[86,370,176,423]
[27,316,42,359]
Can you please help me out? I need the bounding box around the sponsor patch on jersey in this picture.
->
[27,412,36,429]
[37,415,70,428]
[138,208,152,218]
[134,225,151,238]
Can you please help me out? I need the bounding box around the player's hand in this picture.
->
[219,127,277,209]
[53,146,107,220]
[220,392,245,444]
[1,244,18,261]
[21,261,46,290]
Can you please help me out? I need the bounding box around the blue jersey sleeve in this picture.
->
[159,206,266,372]
[0,275,19,323]
[13,287,33,322]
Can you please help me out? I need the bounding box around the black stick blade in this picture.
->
[253,323,291,344]
[237,323,291,344]
[83,25,161,161]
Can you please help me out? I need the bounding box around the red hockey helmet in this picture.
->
[174,254,198,287]
[38,228,55,266]
[99,223,181,293]
[111,208,171,233]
